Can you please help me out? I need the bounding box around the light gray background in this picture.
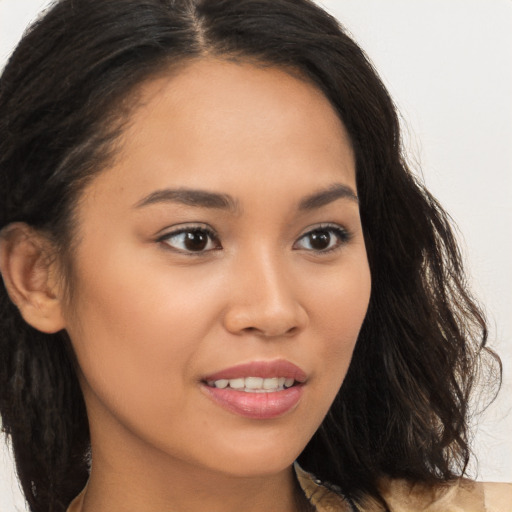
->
[1,1,511,510]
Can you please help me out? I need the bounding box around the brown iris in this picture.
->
[183,230,210,251]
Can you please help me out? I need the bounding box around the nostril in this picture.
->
[241,325,299,337]
[223,302,308,337]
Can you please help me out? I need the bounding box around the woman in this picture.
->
[0,0,509,511]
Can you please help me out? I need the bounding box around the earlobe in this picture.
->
[0,223,66,334]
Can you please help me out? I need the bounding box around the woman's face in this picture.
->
[61,59,371,478]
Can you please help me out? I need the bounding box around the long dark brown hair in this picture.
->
[0,1,500,511]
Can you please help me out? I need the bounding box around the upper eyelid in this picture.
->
[156,222,348,236]
[156,223,218,239]
[297,222,349,237]
[293,224,352,251]
[157,225,221,255]
[155,222,351,246]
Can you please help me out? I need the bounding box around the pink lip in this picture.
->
[201,359,307,419]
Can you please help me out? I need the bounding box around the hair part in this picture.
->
[0,1,500,511]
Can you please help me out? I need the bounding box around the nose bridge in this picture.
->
[247,248,289,306]
[223,244,306,336]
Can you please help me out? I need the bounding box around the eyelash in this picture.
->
[293,224,351,254]
[157,223,351,255]
[157,225,221,254]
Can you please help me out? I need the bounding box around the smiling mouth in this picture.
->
[201,377,304,419]
[205,376,297,393]
[201,360,306,418]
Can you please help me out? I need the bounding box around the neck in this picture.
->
[75,463,310,512]
[72,433,311,512]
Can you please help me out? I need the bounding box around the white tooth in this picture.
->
[278,377,286,387]
[284,378,294,388]
[245,377,264,389]
[228,378,245,389]
[214,379,229,389]
[263,377,279,390]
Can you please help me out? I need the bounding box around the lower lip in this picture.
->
[202,384,303,419]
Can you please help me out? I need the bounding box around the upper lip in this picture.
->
[203,359,307,383]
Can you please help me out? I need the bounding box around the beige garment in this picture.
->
[67,466,512,512]
[296,465,512,512]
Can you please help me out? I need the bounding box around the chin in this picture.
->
[195,434,306,478]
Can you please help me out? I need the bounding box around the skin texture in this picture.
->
[4,59,371,512]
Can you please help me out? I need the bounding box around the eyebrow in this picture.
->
[134,182,358,213]
[298,183,358,210]
[134,188,240,213]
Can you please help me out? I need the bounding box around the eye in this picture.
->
[293,225,350,252]
[158,226,221,253]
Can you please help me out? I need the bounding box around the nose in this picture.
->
[222,251,308,338]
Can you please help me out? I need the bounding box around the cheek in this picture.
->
[299,251,371,408]
[62,242,225,411]
[307,250,371,340]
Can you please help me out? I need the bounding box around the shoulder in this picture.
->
[378,477,512,512]
[295,464,512,512]
[482,482,512,512]
[295,463,354,511]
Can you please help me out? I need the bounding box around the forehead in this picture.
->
[82,58,355,209]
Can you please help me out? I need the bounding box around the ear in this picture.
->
[0,223,66,334]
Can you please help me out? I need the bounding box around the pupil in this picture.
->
[184,231,208,251]
[310,230,331,250]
